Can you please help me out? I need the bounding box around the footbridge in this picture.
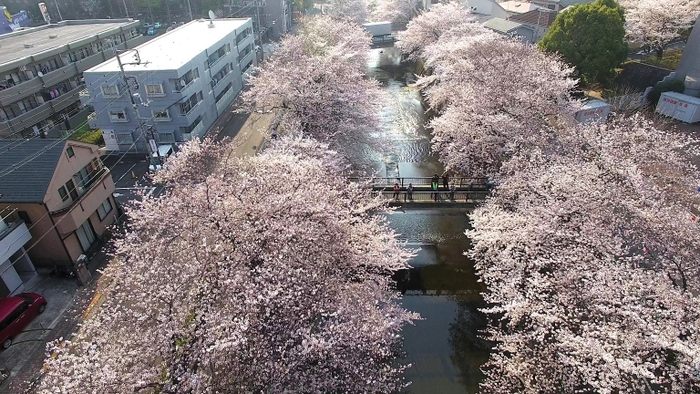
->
[351,177,494,206]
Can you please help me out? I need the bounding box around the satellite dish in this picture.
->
[208,10,216,27]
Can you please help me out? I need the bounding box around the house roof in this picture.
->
[0,19,138,68]
[88,18,251,73]
[559,0,595,7]
[509,9,558,27]
[484,17,525,33]
[499,1,542,14]
[614,62,672,92]
[0,139,66,204]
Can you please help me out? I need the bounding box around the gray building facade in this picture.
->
[0,19,144,139]
[83,18,255,153]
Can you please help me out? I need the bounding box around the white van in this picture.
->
[148,144,175,172]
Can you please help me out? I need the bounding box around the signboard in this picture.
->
[149,139,158,154]
[38,3,50,23]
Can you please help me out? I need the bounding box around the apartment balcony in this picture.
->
[0,85,84,134]
[179,101,203,119]
[2,101,54,132]
[238,51,255,69]
[0,78,44,107]
[0,221,31,264]
[75,52,109,73]
[51,168,115,237]
[40,65,79,88]
[51,86,82,112]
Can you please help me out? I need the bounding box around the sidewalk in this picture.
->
[222,111,276,157]
[0,251,111,393]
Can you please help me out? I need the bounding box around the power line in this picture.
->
[0,69,162,171]
[0,120,157,275]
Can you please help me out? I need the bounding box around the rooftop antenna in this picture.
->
[208,10,216,28]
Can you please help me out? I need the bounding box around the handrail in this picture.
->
[351,177,491,188]
[50,168,109,215]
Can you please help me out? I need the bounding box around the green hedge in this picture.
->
[71,128,105,146]
[647,79,686,105]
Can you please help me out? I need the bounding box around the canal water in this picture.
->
[366,47,491,393]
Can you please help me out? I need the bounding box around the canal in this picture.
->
[366,47,491,393]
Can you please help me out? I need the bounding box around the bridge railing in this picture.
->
[372,190,490,203]
[351,177,490,188]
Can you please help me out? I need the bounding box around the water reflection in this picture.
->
[367,48,490,394]
[383,211,489,394]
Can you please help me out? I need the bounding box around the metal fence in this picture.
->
[352,177,490,188]
[372,190,489,203]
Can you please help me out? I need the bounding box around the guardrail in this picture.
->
[372,189,490,203]
[352,177,491,188]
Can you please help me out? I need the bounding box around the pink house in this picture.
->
[0,139,117,297]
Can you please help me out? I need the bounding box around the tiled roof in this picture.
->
[484,17,525,33]
[0,139,66,203]
[509,9,558,27]
[614,62,672,92]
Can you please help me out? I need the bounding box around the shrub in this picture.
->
[647,79,686,105]
[71,128,105,146]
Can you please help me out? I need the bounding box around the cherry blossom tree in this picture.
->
[619,0,700,58]
[368,0,419,25]
[327,0,369,24]
[38,137,417,393]
[395,2,479,59]
[241,16,382,161]
[421,33,577,176]
[470,116,700,393]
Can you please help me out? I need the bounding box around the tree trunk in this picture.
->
[656,47,663,59]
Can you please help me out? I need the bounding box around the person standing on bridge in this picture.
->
[442,172,450,189]
[393,183,401,200]
[431,180,439,201]
[449,183,456,200]
[407,183,414,201]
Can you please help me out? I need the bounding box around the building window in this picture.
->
[159,132,175,142]
[97,198,113,220]
[66,147,74,158]
[152,109,170,121]
[75,219,96,252]
[101,85,119,97]
[108,110,128,122]
[145,84,165,97]
[116,133,133,144]
[65,179,79,200]
[58,186,69,202]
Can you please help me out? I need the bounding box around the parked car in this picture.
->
[147,27,156,36]
[148,144,176,172]
[154,22,162,29]
[0,293,47,349]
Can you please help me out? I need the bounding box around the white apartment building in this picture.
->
[83,18,256,153]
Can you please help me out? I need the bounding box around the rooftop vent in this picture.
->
[49,34,58,38]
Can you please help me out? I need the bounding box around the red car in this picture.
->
[0,293,47,349]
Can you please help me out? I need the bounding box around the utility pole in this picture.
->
[186,0,193,21]
[54,0,63,21]
[255,2,263,62]
[114,47,162,166]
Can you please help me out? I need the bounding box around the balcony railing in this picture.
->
[51,167,109,215]
[0,221,25,243]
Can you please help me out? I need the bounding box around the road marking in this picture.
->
[146,187,157,197]
[82,293,102,319]
[115,162,138,183]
